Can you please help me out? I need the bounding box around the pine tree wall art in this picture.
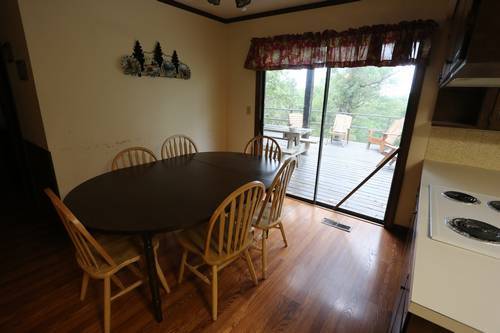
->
[121,41,191,79]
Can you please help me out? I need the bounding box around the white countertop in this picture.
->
[411,160,500,333]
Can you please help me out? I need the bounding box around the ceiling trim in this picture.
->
[157,0,360,24]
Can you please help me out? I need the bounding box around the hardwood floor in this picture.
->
[0,198,406,332]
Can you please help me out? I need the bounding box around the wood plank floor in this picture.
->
[276,139,396,220]
[0,199,406,333]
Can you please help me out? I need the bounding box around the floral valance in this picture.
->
[244,20,438,71]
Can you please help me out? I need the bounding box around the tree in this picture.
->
[132,40,145,73]
[153,42,164,69]
[171,50,180,74]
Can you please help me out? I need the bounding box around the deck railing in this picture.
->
[264,107,403,143]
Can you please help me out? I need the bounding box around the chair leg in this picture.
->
[244,249,258,285]
[178,249,188,284]
[155,259,171,294]
[103,276,111,333]
[261,231,268,280]
[278,222,288,248]
[80,272,89,301]
[211,265,218,321]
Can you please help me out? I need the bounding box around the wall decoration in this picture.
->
[121,41,191,79]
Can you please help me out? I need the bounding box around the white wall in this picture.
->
[18,0,228,195]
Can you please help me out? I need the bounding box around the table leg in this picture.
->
[142,233,163,322]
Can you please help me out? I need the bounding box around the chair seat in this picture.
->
[91,234,159,271]
[176,223,253,263]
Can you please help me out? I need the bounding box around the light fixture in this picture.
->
[207,0,251,9]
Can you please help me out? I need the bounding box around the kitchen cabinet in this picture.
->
[439,0,477,86]
[388,193,450,333]
[433,87,500,130]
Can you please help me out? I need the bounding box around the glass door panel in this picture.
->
[263,68,326,201]
[316,66,415,220]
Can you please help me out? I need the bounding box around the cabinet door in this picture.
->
[440,0,477,85]
[488,90,500,130]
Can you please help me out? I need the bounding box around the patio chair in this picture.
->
[288,112,318,152]
[367,118,405,153]
[330,114,352,146]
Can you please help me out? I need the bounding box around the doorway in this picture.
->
[258,65,417,224]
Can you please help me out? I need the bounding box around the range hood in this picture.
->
[441,0,500,88]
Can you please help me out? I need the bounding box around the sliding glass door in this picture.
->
[261,65,415,223]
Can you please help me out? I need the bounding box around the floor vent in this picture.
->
[322,218,352,232]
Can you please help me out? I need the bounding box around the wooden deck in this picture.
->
[277,138,395,221]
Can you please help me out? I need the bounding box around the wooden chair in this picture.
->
[330,114,353,146]
[288,112,303,128]
[176,181,265,320]
[44,189,170,333]
[244,135,282,162]
[252,158,297,279]
[367,117,405,153]
[161,134,198,159]
[111,147,157,171]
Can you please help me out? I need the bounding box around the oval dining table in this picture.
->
[64,151,281,322]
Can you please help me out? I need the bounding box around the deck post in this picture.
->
[302,69,314,136]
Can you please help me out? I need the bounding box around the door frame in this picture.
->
[254,64,426,228]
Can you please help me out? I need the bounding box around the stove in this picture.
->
[429,185,500,259]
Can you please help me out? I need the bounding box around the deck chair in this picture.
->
[176,181,265,320]
[288,112,303,128]
[330,114,352,146]
[367,118,405,153]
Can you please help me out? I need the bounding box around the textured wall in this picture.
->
[426,127,500,171]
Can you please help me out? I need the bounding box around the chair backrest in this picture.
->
[44,188,116,271]
[332,114,353,132]
[204,181,265,262]
[111,147,157,171]
[161,134,198,159]
[385,118,405,145]
[257,158,297,226]
[288,113,303,128]
[243,135,282,162]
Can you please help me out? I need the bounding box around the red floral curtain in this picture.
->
[244,20,437,71]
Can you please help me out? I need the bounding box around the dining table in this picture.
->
[63,151,281,322]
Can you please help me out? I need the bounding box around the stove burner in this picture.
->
[487,201,500,213]
[446,218,500,243]
[442,191,480,205]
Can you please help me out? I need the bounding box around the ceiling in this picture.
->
[168,0,347,20]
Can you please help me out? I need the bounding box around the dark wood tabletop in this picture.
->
[64,152,281,234]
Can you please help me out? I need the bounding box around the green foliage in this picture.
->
[263,66,412,142]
